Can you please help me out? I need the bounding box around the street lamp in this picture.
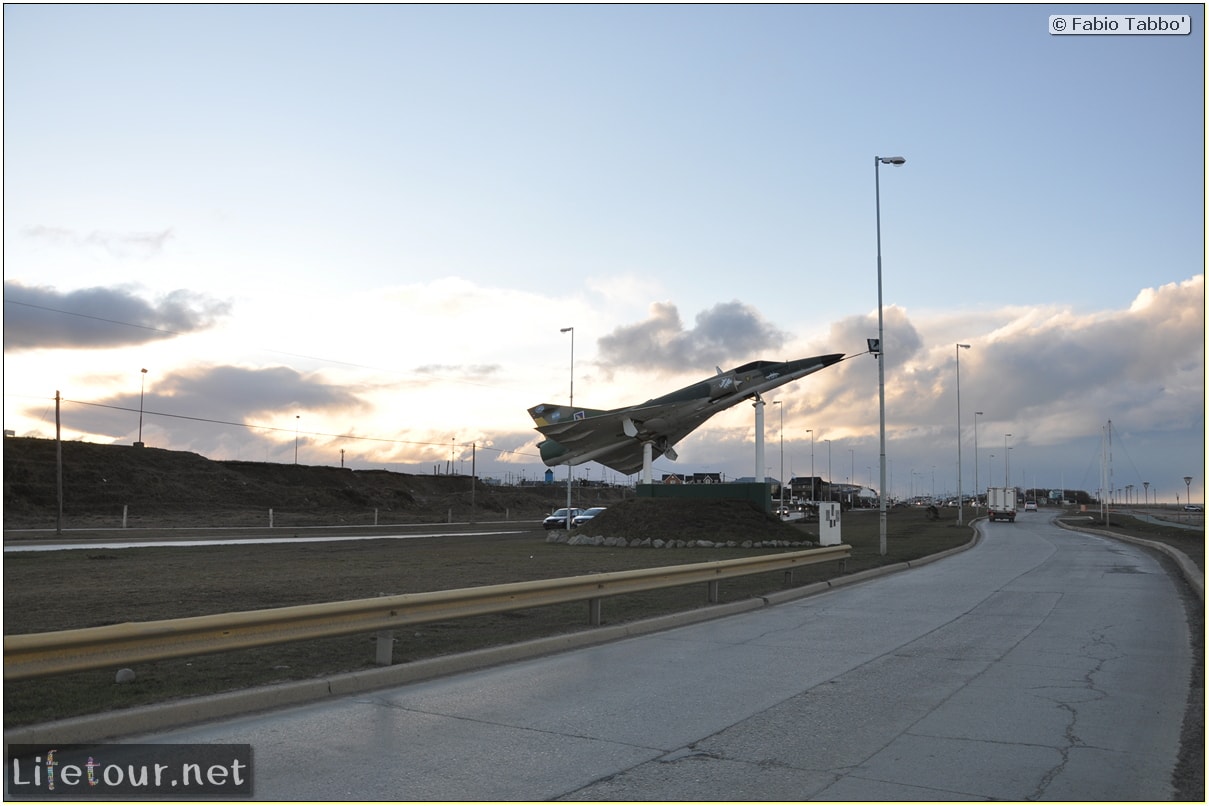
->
[561,327,575,528]
[874,154,905,555]
[806,429,815,503]
[774,401,784,514]
[955,344,970,525]
[136,368,148,447]
[1185,476,1193,508]
[1004,434,1012,487]
[974,411,983,512]
[294,415,300,465]
[825,439,832,503]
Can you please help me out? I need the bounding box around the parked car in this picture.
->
[543,507,581,530]
[1024,501,1038,511]
[1184,505,1203,512]
[572,506,607,527]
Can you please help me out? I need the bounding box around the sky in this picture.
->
[3,3,1205,504]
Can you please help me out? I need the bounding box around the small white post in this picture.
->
[374,631,395,665]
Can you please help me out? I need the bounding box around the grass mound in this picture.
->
[576,498,801,542]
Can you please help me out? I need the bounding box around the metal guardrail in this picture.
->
[4,544,850,681]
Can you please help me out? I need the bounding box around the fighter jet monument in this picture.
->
[528,353,844,483]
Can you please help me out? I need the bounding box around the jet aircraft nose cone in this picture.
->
[821,352,844,366]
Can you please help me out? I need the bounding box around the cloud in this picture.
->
[595,300,788,374]
[412,364,502,381]
[22,225,173,259]
[3,280,231,350]
[701,276,1206,493]
[968,275,1205,441]
[38,364,373,460]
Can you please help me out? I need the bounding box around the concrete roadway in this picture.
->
[125,515,1192,800]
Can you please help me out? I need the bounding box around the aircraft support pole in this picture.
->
[642,441,653,485]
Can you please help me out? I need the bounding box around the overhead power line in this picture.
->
[56,397,540,460]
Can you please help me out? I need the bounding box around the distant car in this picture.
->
[572,506,607,527]
[543,507,581,530]
[1024,501,1037,511]
[1184,505,1203,512]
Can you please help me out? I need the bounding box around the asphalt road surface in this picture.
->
[121,516,1191,800]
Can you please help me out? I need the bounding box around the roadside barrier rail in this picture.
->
[4,544,850,681]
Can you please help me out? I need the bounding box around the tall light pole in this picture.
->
[955,344,970,524]
[137,368,148,447]
[874,154,905,555]
[294,415,300,464]
[774,401,784,513]
[825,438,832,503]
[849,448,855,506]
[974,411,983,512]
[806,429,814,503]
[1004,434,1012,488]
[1185,476,1193,507]
[561,326,575,528]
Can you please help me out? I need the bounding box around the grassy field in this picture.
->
[3,505,1201,730]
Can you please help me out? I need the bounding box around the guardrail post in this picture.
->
[588,597,602,626]
[374,631,395,666]
[707,580,720,603]
[783,569,794,586]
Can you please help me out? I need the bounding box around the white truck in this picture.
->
[986,487,1017,522]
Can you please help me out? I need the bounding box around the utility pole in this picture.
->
[56,391,63,535]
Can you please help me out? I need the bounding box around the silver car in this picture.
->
[543,508,581,530]
[572,507,607,527]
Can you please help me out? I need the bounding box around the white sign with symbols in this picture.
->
[819,502,841,546]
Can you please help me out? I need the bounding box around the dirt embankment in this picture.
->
[2,437,625,530]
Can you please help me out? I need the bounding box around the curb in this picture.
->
[1056,518,1204,602]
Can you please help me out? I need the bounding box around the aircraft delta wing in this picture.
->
[527,352,843,477]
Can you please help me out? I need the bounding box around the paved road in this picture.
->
[123,516,1192,800]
